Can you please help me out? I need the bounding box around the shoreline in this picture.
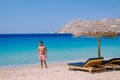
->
[0,59,84,70]
[0,57,116,70]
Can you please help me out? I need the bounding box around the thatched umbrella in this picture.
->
[79,20,120,58]
[57,19,120,58]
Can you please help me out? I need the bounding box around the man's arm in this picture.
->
[38,47,39,55]
[45,47,47,57]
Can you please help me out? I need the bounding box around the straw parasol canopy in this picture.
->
[77,20,120,58]
[56,18,120,58]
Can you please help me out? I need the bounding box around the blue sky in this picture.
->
[0,0,120,34]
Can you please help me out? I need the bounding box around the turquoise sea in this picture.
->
[0,34,120,66]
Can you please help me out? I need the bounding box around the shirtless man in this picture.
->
[38,41,48,69]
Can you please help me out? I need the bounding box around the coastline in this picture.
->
[0,59,85,70]
[0,57,117,70]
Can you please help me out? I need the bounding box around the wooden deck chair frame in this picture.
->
[68,57,105,74]
[103,58,120,70]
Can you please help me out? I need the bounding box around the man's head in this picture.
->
[39,41,43,46]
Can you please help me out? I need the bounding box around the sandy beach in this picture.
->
[0,63,120,80]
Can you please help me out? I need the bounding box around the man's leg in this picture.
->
[40,60,43,69]
[44,60,48,68]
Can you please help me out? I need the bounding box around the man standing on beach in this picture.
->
[38,41,48,69]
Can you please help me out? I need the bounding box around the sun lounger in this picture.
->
[68,57,105,73]
[103,58,120,70]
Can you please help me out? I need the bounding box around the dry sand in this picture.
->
[0,63,120,80]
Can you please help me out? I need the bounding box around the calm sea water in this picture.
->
[0,34,120,66]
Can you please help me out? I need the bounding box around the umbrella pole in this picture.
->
[98,33,101,58]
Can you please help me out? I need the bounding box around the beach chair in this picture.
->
[103,58,120,70]
[68,57,105,74]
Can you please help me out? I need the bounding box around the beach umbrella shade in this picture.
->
[57,19,120,58]
[80,20,120,58]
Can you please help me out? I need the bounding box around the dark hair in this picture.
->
[39,41,43,44]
